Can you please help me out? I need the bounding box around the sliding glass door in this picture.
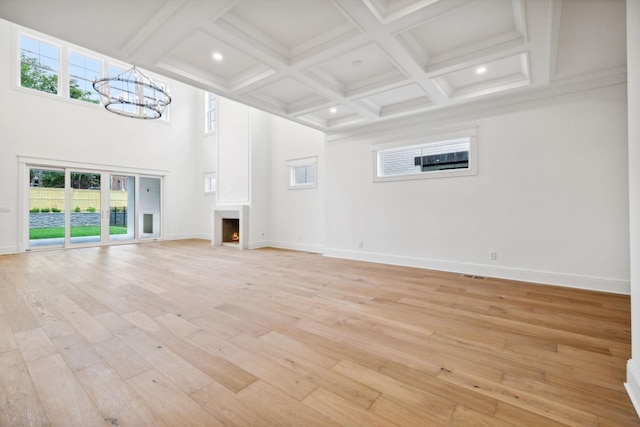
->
[26,165,162,250]
[70,171,102,245]
[28,168,65,248]
[110,174,135,242]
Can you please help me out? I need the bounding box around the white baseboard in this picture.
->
[264,240,324,253]
[626,360,640,418]
[0,246,18,255]
[323,248,630,294]
[164,233,204,241]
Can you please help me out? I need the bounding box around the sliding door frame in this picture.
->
[18,156,167,252]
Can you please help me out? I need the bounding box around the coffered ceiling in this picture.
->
[0,0,627,132]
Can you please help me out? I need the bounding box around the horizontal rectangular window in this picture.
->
[287,157,317,189]
[20,35,59,95]
[373,130,476,182]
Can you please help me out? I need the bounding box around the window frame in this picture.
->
[372,128,477,182]
[68,49,103,105]
[287,157,317,190]
[18,32,61,96]
[13,25,172,124]
[205,92,217,134]
[204,172,217,194]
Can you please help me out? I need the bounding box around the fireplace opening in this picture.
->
[222,218,240,245]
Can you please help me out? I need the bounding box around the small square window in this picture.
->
[287,157,317,189]
[204,172,216,194]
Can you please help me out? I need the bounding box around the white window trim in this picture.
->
[287,156,317,190]
[16,30,63,98]
[372,128,477,182]
[205,92,217,135]
[204,171,216,194]
[12,24,172,124]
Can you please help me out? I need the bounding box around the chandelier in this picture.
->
[93,66,171,119]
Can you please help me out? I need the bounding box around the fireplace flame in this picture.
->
[232,232,239,241]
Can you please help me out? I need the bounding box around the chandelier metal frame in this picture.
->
[92,66,171,120]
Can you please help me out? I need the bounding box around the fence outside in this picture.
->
[29,188,128,211]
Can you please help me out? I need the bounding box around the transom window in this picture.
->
[373,130,476,182]
[69,51,101,103]
[16,28,171,122]
[20,35,59,95]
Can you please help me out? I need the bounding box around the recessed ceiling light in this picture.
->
[212,52,224,61]
[476,66,487,74]
[330,107,337,113]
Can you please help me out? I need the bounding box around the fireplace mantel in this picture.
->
[213,205,249,249]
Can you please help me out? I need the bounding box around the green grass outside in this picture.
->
[30,226,128,239]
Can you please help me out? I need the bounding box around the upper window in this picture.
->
[373,130,476,182]
[16,28,171,123]
[288,157,317,189]
[20,35,59,94]
[69,51,101,104]
[206,92,217,133]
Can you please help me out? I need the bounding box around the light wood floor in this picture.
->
[0,239,637,426]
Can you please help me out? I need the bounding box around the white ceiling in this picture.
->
[0,0,627,132]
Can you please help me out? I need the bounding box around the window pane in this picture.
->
[69,52,101,103]
[20,35,58,94]
[206,92,216,132]
[377,138,471,179]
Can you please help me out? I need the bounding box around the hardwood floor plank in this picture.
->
[332,359,457,422]
[196,380,338,427]
[94,337,152,379]
[378,360,498,417]
[369,394,449,426]
[188,329,318,401]
[51,294,113,344]
[13,328,57,362]
[448,405,513,427]
[26,354,105,427]
[0,350,50,427]
[127,369,224,427]
[110,313,214,394]
[303,387,397,427]
[230,332,380,409]
[437,367,599,427]
[123,310,257,393]
[76,362,167,427]
[52,333,104,371]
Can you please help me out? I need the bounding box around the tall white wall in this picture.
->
[626,0,640,415]
[0,19,202,253]
[248,107,271,247]
[268,115,325,253]
[325,85,629,293]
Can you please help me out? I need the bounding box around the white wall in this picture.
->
[625,0,640,415]
[268,115,325,253]
[0,19,202,253]
[325,84,629,293]
[248,108,271,248]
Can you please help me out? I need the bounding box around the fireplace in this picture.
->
[213,205,249,249]
[222,218,240,245]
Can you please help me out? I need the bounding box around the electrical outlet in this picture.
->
[489,251,497,261]
[358,241,364,248]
